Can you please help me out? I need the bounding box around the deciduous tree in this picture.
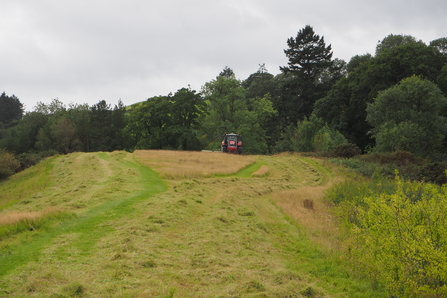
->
[366,75,447,155]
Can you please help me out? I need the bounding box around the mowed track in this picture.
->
[0,151,362,297]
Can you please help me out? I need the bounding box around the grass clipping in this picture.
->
[134,150,255,179]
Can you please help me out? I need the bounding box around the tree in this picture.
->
[375,34,423,55]
[430,37,447,55]
[50,116,82,154]
[201,71,246,138]
[242,64,277,100]
[279,25,334,123]
[438,64,447,98]
[89,100,113,151]
[315,39,447,151]
[110,100,126,150]
[124,88,206,151]
[124,96,172,150]
[0,92,24,125]
[346,53,372,73]
[218,66,235,79]
[169,88,207,150]
[201,68,277,154]
[366,75,447,156]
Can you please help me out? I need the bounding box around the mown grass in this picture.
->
[0,150,385,297]
[134,149,256,178]
[0,156,56,211]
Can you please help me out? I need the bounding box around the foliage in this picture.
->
[312,125,347,153]
[330,143,362,158]
[291,114,346,153]
[124,88,206,151]
[279,25,334,123]
[0,92,24,125]
[201,70,277,154]
[430,37,447,55]
[375,33,423,54]
[1,31,447,159]
[330,150,447,185]
[438,64,447,98]
[329,176,447,297]
[0,149,20,180]
[366,75,447,155]
[315,36,447,151]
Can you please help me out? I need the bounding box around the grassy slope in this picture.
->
[0,151,383,297]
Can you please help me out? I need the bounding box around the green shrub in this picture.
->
[329,176,447,297]
[16,153,41,171]
[0,149,20,179]
[417,161,447,185]
[359,150,424,166]
[330,143,362,158]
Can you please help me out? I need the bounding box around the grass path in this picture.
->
[0,151,382,297]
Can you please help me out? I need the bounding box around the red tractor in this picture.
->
[221,133,242,154]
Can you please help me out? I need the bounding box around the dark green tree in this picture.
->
[124,88,206,151]
[366,75,447,156]
[242,64,277,100]
[279,25,333,123]
[89,100,113,151]
[110,100,126,150]
[0,92,24,126]
[169,88,207,150]
[438,64,447,98]
[124,96,170,150]
[430,37,447,55]
[346,53,372,73]
[67,103,90,151]
[218,66,236,79]
[375,34,423,54]
[314,38,447,151]
[201,68,277,153]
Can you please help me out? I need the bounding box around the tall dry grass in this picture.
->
[0,207,62,226]
[134,150,255,178]
[271,187,339,250]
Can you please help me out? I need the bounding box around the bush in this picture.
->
[330,143,361,158]
[359,150,424,166]
[417,161,447,185]
[16,153,41,171]
[0,149,20,179]
[331,177,447,297]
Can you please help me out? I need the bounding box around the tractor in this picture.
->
[221,133,242,154]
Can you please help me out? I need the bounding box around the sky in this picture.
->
[1,0,445,111]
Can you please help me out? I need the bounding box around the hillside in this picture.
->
[0,151,381,297]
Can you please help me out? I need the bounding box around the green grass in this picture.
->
[0,153,167,279]
[0,151,385,297]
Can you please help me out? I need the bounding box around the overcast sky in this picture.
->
[1,0,445,111]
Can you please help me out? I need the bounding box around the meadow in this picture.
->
[0,150,384,297]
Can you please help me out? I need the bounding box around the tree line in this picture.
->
[1,26,447,178]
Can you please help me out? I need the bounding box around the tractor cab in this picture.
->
[221,133,242,154]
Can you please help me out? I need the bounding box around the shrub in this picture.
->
[417,161,447,185]
[332,177,447,297]
[330,143,361,158]
[0,149,20,179]
[359,150,424,166]
[16,153,41,171]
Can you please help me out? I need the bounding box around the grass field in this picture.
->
[0,150,383,297]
